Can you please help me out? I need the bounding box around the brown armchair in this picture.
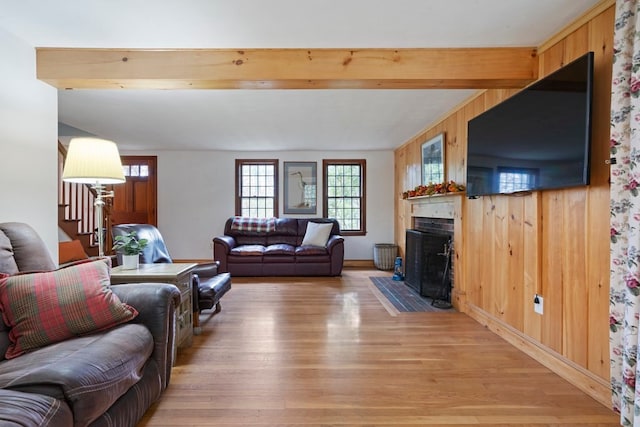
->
[111,224,231,320]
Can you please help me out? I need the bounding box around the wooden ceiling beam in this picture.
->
[36,47,538,90]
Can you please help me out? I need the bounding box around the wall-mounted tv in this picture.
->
[466,51,594,198]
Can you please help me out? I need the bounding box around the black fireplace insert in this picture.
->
[405,229,452,303]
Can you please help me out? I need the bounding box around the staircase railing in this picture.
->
[58,141,114,256]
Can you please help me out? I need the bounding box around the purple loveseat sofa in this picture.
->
[213,217,344,276]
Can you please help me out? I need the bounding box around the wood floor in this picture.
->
[139,269,620,426]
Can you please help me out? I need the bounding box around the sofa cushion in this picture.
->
[0,259,138,359]
[273,218,298,235]
[264,244,296,256]
[266,235,299,246]
[301,222,333,247]
[231,244,266,256]
[295,246,329,256]
[0,389,73,427]
[0,232,19,276]
[0,323,153,426]
[198,273,232,304]
[0,223,57,274]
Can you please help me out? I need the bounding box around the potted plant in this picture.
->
[112,231,148,270]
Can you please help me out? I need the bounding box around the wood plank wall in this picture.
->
[394,2,615,403]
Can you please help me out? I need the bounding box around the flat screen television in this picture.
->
[465,51,594,198]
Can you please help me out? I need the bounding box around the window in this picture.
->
[235,159,279,218]
[323,159,366,236]
[497,167,538,193]
[122,164,149,177]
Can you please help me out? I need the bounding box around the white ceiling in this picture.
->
[1,0,602,151]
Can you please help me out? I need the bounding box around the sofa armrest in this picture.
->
[110,283,181,390]
[326,235,344,252]
[213,236,236,273]
[326,235,345,276]
[213,235,236,252]
[192,261,220,278]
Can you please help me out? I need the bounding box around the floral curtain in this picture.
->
[611,0,640,425]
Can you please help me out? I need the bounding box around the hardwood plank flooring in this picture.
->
[139,269,620,426]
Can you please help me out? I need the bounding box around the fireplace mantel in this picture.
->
[404,193,464,220]
[400,192,466,311]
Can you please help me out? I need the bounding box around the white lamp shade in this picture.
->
[62,137,126,184]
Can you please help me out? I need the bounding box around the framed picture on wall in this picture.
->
[422,133,445,185]
[284,162,317,214]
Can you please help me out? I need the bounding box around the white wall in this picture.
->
[121,149,395,261]
[0,27,58,257]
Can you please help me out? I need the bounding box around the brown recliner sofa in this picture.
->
[214,217,344,276]
[0,222,180,427]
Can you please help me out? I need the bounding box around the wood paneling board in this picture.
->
[394,146,407,259]
[523,193,543,342]
[452,196,466,309]
[587,184,612,379]
[506,197,525,332]
[586,5,615,380]
[454,109,468,185]
[565,22,590,63]
[538,0,615,54]
[541,191,565,354]
[393,2,615,397]
[481,197,497,313]
[562,188,588,367]
[590,7,615,188]
[539,39,567,81]
[444,112,464,183]
[493,197,510,322]
[457,98,488,310]
[465,198,484,308]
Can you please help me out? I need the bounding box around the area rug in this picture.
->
[369,276,454,313]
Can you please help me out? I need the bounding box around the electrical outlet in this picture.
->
[534,294,544,315]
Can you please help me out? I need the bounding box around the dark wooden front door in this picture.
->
[110,156,157,226]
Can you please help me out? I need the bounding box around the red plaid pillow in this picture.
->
[230,217,276,233]
[0,260,138,359]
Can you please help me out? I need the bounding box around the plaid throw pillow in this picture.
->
[0,260,138,359]
[230,217,276,233]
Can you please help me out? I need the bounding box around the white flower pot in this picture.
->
[122,254,139,270]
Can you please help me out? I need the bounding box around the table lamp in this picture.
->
[61,137,126,257]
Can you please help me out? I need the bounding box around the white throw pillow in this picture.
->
[301,222,333,247]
